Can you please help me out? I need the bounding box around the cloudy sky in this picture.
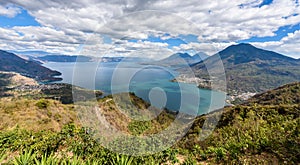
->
[0,0,300,59]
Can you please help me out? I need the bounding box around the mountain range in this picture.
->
[188,43,300,94]
[0,50,62,82]
[28,55,151,63]
[151,52,209,67]
[37,55,93,62]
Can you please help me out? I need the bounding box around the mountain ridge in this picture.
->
[0,50,62,82]
[151,52,208,67]
[188,43,300,94]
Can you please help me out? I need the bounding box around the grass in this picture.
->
[0,102,299,164]
[0,98,77,132]
[0,82,299,164]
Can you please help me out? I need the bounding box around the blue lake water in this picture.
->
[43,62,226,115]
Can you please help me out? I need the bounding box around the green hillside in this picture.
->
[0,81,299,164]
[189,43,300,95]
[246,82,300,105]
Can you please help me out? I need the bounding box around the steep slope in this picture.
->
[178,82,300,164]
[190,43,300,94]
[0,50,62,82]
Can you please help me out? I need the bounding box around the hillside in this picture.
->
[0,98,77,132]
[0,50,62,82]
[189,43,300,94]
[0,73,173,135]
[246,82,300,105]
[0,71,37,97]
[177,82,300,164]
[0,71,103,104]
[0,80,299,164]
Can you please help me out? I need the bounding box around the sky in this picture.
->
[0,0,300,59]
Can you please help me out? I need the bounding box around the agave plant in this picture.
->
[84,159,101,165]
[110,154,134,165]
[34,153,59,165]
[0,150,7,164]
[13,149,36,165]
[61,155,83,165]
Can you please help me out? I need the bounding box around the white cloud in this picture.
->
[175,42,236,55]
[80,35,173,59]
[252,30,300,58]
[0,26,86,55]
[0,0,300,58]
[0,4,21,18]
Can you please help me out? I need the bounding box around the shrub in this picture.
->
[128,120,151,135]
[35,99,49,109]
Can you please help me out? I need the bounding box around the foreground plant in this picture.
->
[34,153,59,165]
[13,149,36,165]
[110,154,134,165]
[0,150,7,164]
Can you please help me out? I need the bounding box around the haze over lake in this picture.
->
[43,61,226,115]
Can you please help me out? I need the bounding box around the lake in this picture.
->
[43,62,226,115]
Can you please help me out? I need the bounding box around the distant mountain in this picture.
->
[0,50,62,82]
[34,55,152,63]
[9,50,54,57]
[191,52,209,62]
[188,43,300,94]
[152,52,208,67]
[37,55,93,62]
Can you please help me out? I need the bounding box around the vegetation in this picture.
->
[40,83,103,104]
[0,124,182,164]
[178,104,299,164]
[246,82,300,105]
[188,43,300,95]
[0,74,299,164]
[0,98,77,131]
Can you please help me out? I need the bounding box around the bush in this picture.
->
[35,99,49,109]
[128,120,151,135]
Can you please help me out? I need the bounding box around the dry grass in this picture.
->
[0,98,78,132]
